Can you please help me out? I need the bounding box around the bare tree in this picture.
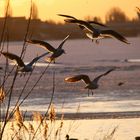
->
[93,16,102,23]
[84,15,102,23]
[105,7,128,23]
[84,15,93,21]
[136,7,140,20]
[32,2,38,19]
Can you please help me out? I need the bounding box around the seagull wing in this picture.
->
[27,52,49,66]
[93,68,115,84]
[57,14,77,19]
[58,14,86,30]
[64,19,97,33]
[100,30,130,44]
[26,39,56,53]
[58,35,70,49]
[2,52,25,67]
[65,74,91,85]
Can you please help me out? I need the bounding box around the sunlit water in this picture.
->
[1,37,140,118]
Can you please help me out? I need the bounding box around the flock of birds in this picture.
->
[58,14,130,44]
[1,14,130,96]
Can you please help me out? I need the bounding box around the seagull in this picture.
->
[1,51,49,74]
[118,82,124,86]
[65,68,115,96]
[59,14,130,44]
[26,35,69,63]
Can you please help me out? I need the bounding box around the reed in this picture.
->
[0,87,5,103]
[0,0,51,139]
[49,104,56,123]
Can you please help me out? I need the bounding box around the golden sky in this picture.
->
[0,0,140,22]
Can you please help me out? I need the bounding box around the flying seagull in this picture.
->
[59,14,130,44]
[65,68,115,96]
[1,51,49,74]
[26,35,69,63]
[118,82,125,86]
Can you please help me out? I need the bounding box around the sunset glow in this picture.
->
[0,0,140,22]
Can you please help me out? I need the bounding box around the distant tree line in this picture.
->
[0,2,140,41]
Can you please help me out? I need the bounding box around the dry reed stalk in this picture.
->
[5,0,33,122]
[55,113,64,139]
[42,118,49,139]
[0,68,18,139]
[20,0,32,59]
[0,87,5,103]
[15,61,51,115]
[32,112,43,124]
[9,122,15,132]
[49,104,56,123]
[0,0,10,51]
[28,122,35,140]
[60,121,64,129]
[103,126,118,140]
[55,121,64,139]
[7,121,23,140]
[67,104,81,135]
[14,106,23,124]
[33,112,45,138]
[31,70,55,140]
[14,105,28,132]
[8,122,20,140]
[4,0,33,124]
[59,114,64,131]
[9,69,34,124]
[9,122,16,136]
[28,122,35,134]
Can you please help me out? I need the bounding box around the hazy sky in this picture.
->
[0,0,140,22]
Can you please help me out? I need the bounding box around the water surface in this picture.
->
[1,37,140,117]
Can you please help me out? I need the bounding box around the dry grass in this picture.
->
[102,126,118,140]
[32,112,43,123]
[2,105,65,140]
[49,104,56,123]
[0,105,119,140]
[0,87,5,103]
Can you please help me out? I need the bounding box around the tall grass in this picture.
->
[0,0,54,139]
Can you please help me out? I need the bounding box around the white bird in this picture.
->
[65,68,115,96]
[1,51,49,74]
[26,35,70,63]
[59,14,130,44]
